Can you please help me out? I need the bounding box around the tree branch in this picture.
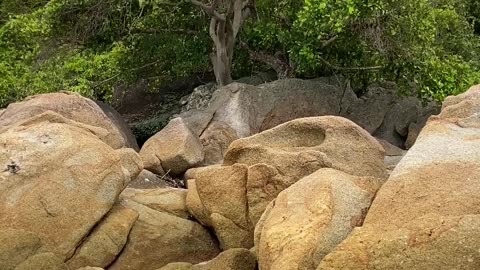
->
[319,57,382,72]
[190,0,226,21]
[129,28,199,35]
[209,18,221,49]
[321,35,338,49]
[239,41,293,79]
[232,0,243,39]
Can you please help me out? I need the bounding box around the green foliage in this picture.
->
[244,0,480,101]
[0,0,212,107]
[0,0,479,108]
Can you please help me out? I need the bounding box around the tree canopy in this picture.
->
[0,0,479,107]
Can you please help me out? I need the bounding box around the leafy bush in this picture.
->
[0,0,479,108]
[243,0,480,101]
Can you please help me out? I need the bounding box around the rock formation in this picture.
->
[318,84,480,269]
[186,116,387,250]
[155,79,439,166]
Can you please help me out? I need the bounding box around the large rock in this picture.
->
[188,164,252,250]
[0,112,142,261]
[0,229,42,270]
[199,121,239,164]
[14,253,67,270]
[94,100,139,151]
[66,206,138,269]
[372,95,439,148]
[207,80,354,138]
[344,87,398,134]
[178,80,438,164]
[187,116,387,249]
[255,169,382,270]
[224,116,386,179]
[180,83,218,112]
[110,198,220,270]
[121,187,190,219]
[140,117,204,175]
[178,80,356,165]
[158,248,257,270]
[318,84,480,269]
[0,91,135,149]
[127,169,171,189]
[255,79,356,132]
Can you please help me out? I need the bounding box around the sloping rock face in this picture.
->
[188,165,252,250]
[0,92,137,150]
[255,169,382,270]
[180,83,218,113]
[0,229,43,270]
[172,79,438,166]
[186,116,387,250]
[159,248,257,270]
[110,188,220,270]
[127,169,171,189]
[66,205,138,269]
[14,252,67,270]
[94,100,140,151]
[318,84,480,269]
[121,187,190,219]
[0,112,142,261]
[224,116,386,179]
[139,117,204,175]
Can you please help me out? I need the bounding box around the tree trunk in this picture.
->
[211,44,233,86]
[192,0,253,87]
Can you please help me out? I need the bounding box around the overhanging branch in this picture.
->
[319,56,382,72]
[190,0,226,21]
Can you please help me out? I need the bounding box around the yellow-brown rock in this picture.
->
[317,85,480,269]
[0,112,142,260]
[255,168,382,270]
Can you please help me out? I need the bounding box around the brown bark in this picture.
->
[192,0,254,86]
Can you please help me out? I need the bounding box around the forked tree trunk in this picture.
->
[192,0,254,87]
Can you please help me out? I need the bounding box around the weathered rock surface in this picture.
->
[0,92,136,149]
[187,116,387,250]
[174,79,438,166]
[180,72,277,113]
[185,179,211,226]
[0,229,42,270]
[224,116,386,179]
[66,206,138,269]
[14,253,67,270]
[255,168,382,270]
[180,83,218,112]
[256,80,357,132]
[140,117,204,175]
[0,112,142,261]
[121,187,190,219]
[94,100,139,151]
[127,169,171,189]
[377,139,407,173]
[318,84,480,269]
[184,165,221,182]
[110,197,220,270]
[158,248,257,270]
[189,164,252,250]
[199,121,239,165]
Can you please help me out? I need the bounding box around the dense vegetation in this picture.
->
[0,0,479,107]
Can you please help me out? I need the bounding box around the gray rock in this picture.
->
[94,100,139,151]
[181,83,218,112]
